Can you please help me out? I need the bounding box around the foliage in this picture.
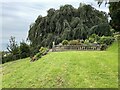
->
[19,41,30,59]
[97,1,120,32]
[2,36,20,63]
[34,53,42,59]
[90,34,100,41]
[100,44,108,50]
[80,39,84,43]
[30,47,49,62]
[89,23,112,36]
[84,39,89,45]
[68,40,80,45]
[28,4,110,49]
[88,37,94,43]
[99,36,115,45]
[2,53,13,63]
[7,36,19,56]
[114,34,120,41]
[109,2,120,32]
[2,37,31,63]
[62,40,69,45]
[39,47,48,55]
[88,34,100,43]
[30,45,40,56]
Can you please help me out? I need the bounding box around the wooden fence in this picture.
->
[52,44,101,52]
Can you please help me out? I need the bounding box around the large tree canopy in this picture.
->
[109,2,120,32]
[28,4,111,48]
[97,1,120,32]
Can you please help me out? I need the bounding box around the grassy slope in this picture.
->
[2,42,118,88]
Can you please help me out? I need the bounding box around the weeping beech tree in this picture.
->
[28,3,112,49]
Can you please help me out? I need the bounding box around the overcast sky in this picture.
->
[0,0,109,51]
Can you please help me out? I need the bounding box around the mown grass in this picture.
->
[1,42,118,88]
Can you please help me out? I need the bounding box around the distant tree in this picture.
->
[3,37,31,63]
[19,40,30,59]
[109,2,120,32]
[6,36,20,60]
[7,36,19,56]
[27,3,110,49]
[97,1,120,32]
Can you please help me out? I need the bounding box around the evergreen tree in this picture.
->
[27,3,111,49]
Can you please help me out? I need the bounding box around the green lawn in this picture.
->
[1,42,118,88]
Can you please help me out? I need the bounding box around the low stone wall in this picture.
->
[52,45,101,52]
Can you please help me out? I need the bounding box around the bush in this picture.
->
[88,34,100,43]
[99,36,115,45]
[12,54,20,60]
[100,44,107,50]
[35,53,42,59]
[30,47,48,62]
[91,34,100,41]
[114,34,120,41]
[80,39,84,43]
[39,47,48,55]
[19,41,30,59]
[69,40,80,45]
[84,39,89,45]
[2,54,12,63]
[62,40,69,45]
[88,37,94,43]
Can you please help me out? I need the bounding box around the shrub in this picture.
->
[62,40,69,45]
[84,39,89,45]
[99,36,115,45]
[92,34,100,41]
[30,47,48,62]
[88,34,100,43]
[114,34,120,41]
[69,40,80,45]
[88,37,94,43]
[2,52,22,63]
[35,53,42,59]
[2,54,13,63]
[39,47,48,55]
[80,39,84,43]
[30,46,39,57]
[19,41,30,59]
[100,44,107,50]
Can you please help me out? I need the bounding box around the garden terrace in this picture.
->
[52,44,101,52]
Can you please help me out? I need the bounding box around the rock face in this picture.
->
[28,4,110,49]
